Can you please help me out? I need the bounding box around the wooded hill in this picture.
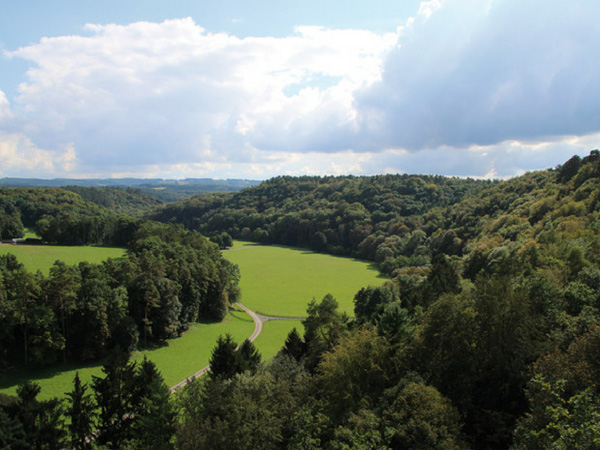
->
[2,152,600,449]
[151,151,600,449]
[149,151,600,279]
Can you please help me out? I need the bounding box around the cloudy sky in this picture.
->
[1,0,598,180]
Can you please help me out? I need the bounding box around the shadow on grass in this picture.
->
[229,309,254,323]
[0,360,102,392]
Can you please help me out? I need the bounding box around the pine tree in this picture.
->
[92,347,137,448]
[282,328,306,361]
[209,333,240,379]
[131,359,176,450]
[238,339,262,373]
[67,372,95,449]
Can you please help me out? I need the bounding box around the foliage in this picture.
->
[0,219,240,367]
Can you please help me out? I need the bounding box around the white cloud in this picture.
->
[0,90,11,120]
[5,18,395,175]
[1,1,599,180]
[0,132,77,177]
[356,0,600,152]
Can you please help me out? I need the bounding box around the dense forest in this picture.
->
[0,189,239,367]
[2,151,600,449]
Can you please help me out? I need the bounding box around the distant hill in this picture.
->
[0,178,261,201]
[149,150,600,276]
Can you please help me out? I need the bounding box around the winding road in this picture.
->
[169,302,266,393]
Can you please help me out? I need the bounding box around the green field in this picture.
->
[0,240,384,400]
[225,241,386,317]
[0,312,254,400]
[0,244,126,274]
[253,319,304,361]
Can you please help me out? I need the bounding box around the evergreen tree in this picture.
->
[209,333,240,379]
[0,407,27,450]
[92,347,137,448]
[11,381,66,450]
[66,372,95,450]
[282,328,307,361]
[238,339,262,373]
[131,360,177,450]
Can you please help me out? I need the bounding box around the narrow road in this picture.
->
[169,301,263,393]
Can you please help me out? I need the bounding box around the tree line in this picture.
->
[0,220,239,367]
[0,350,176,449]
[2,151,600,449]
[155,151,600,449]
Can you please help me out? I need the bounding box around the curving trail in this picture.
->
[169,302,263,393]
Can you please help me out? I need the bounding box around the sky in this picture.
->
[1,0,599,180]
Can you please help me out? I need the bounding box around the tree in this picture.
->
[353,284,400,324]
[318,326,393,421]
[377,302,415,343]
[209,333,240,379]
[382,381,466,450]
[66,372,95,450]
[281,327,307,361]
[11,381,66,450]
[0,407,27,450]
[557,154,582,183]
[92,348,137,448]
[131,358,177,450]
[419,254,461,307]
[303,294,348,370]
[45,261,81,361]
[238,339,262,373]
[512,377,600,450]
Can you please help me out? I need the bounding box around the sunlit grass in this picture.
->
[253,319,304,361]
[0,312,254,400]
[0,244,126,275]
[225,241,386,317]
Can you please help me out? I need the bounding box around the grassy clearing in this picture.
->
[253,319,304,361]
[23,227,39,239]
[0,312,254,400]
[0,244,126,275]
[225,241,386,317]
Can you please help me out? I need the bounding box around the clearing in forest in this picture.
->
[224,241,386,317]
[0,244,126,274]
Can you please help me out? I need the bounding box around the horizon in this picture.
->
[1,0,599,180]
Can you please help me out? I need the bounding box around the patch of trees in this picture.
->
[0,351,176,449]
[63,186,165,217]
[0,187,157,244]
[172,152,600,450]
[148,175,495,258]
[0,188,107,240]
[0,221,239,368]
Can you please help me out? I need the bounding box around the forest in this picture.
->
[1,151,600,449]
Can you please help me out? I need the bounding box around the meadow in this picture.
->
[0,243,126,274]
[224,241,386,317]
[1,240,384,400]
[0,312,254,400]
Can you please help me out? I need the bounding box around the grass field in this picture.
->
[225,241,386,317]
[0,240,384,400]
[0,312,254,400]
[0,244,126,274]
[253,319,304,360]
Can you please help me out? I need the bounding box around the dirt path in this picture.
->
[169,302,263,393]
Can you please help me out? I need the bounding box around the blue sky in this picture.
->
[1,0,598,180]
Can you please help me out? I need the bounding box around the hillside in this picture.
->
[63,186,164,217]
[149,174,495,260]
[0,177,261,201]
[2,152,600,449]
[149,152,600,278]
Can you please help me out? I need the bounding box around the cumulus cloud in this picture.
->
[357,0,600,151]
[1,1,599,179]
[5,18,395,175]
